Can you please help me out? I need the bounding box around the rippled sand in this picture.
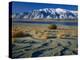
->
[12,37,78,58]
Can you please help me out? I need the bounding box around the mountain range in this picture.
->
[12,8,78,20]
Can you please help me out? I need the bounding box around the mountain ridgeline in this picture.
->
[12,8,78,20]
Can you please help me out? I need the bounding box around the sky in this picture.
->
[10,1,78,13]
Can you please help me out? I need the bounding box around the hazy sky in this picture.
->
[10,1,78,13]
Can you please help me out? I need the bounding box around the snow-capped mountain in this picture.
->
[12,8,78,20]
